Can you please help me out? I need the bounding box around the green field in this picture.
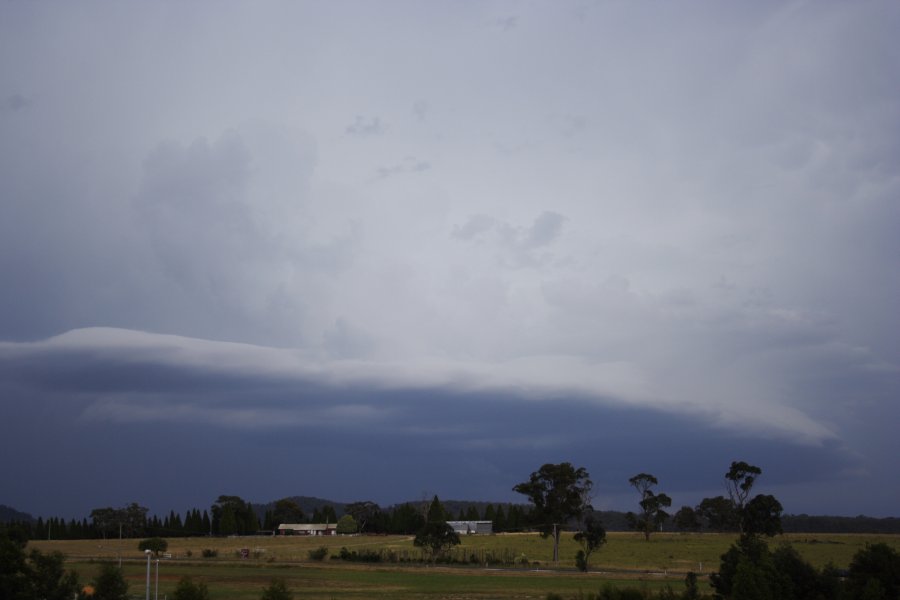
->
[30,532,900,599]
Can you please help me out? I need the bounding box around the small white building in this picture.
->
[447,520,493,535]
[277,523,337,536]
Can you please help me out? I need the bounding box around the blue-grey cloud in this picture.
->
[0,328,867,519]
[0,1,897,520]
[375,157,431,179]
[4,94,30,111]
[346,115,386,137]
[489,16,518,32]
[412,99,429,121]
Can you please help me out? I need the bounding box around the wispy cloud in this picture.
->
[345,115,387,137]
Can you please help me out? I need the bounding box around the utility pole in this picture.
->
[145,549,152,600]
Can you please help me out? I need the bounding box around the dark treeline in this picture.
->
[781,514,900,534]
[2,496,535,540]
[5,501,900,541]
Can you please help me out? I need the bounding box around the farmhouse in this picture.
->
[447,520,493,535]
[277,523,337,536]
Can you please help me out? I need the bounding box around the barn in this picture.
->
[277,523,337,536]
[447,520,493,535]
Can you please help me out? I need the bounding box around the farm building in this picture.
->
[277,523,337,536]
[447,520,493,535]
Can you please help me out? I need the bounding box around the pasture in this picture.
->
[30,532,900,599]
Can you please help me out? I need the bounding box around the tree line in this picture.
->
[5,463,900,542]
[5,495,535,541]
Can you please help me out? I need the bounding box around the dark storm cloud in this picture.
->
[0,329,870,519]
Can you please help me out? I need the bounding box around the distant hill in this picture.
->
[253,496,349,522]
[0,504,34,523]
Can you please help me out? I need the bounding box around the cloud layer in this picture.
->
[1,1,898,517]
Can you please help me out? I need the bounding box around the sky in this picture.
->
[1,1,898,520]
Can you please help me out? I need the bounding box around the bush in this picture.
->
[307,546,329,561]
[138,537,168,556]
[172,576,210,600]
[201,548,218,558]
[92,562,129,600]
[337,546,382,563]
[846,542,900,599]
[575,549,587,572]
[260,578,293,600]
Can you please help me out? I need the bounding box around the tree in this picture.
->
[211,495,258,535]
[626,473,672,541]
[220,506,238,535]
[725,461,761,534]
[494,504,507,532]
[271,498,304,528]
[710,533,773,599]
[513,462,592,563]
[683,572,701,600]
[27,549,80,600]
[138,537,169,557]
[90,503,148,539]
[673,506,701,532]
[320,505,338,523]
[91,563,129,600]
[845,543,900,600]
[770,544,829,600]
[573,512,607,572]
[426,495,449,523]
[172,576,210,600]
[90,507,119,540]
[713,533,839,600]
[465,505,480,521]
[121,502,149,537]
[722,461,782,538]
[344,501,380,534]
[0,526,80,600]
[696,496,738,532]
[388,503,424,534]
[336,514,357,534]
[0,525,30,600]
[742,494,783,538]
[413,521,461,562]
[260,578,293,600]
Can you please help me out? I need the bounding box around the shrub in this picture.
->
[575,549,587,572]
[201,548,218,558]
[172,576,210,600]
[846,542,900,600]
[138,537,168,556]
[337,546,382,563]
[260,578,293,600]
[307,546,329,561]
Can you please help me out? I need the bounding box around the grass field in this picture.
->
[29,532,900,599]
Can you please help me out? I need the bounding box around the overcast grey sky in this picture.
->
[1,1,898,519]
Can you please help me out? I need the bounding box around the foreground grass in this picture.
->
[30,532,900,599]
[67,560,688,600]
